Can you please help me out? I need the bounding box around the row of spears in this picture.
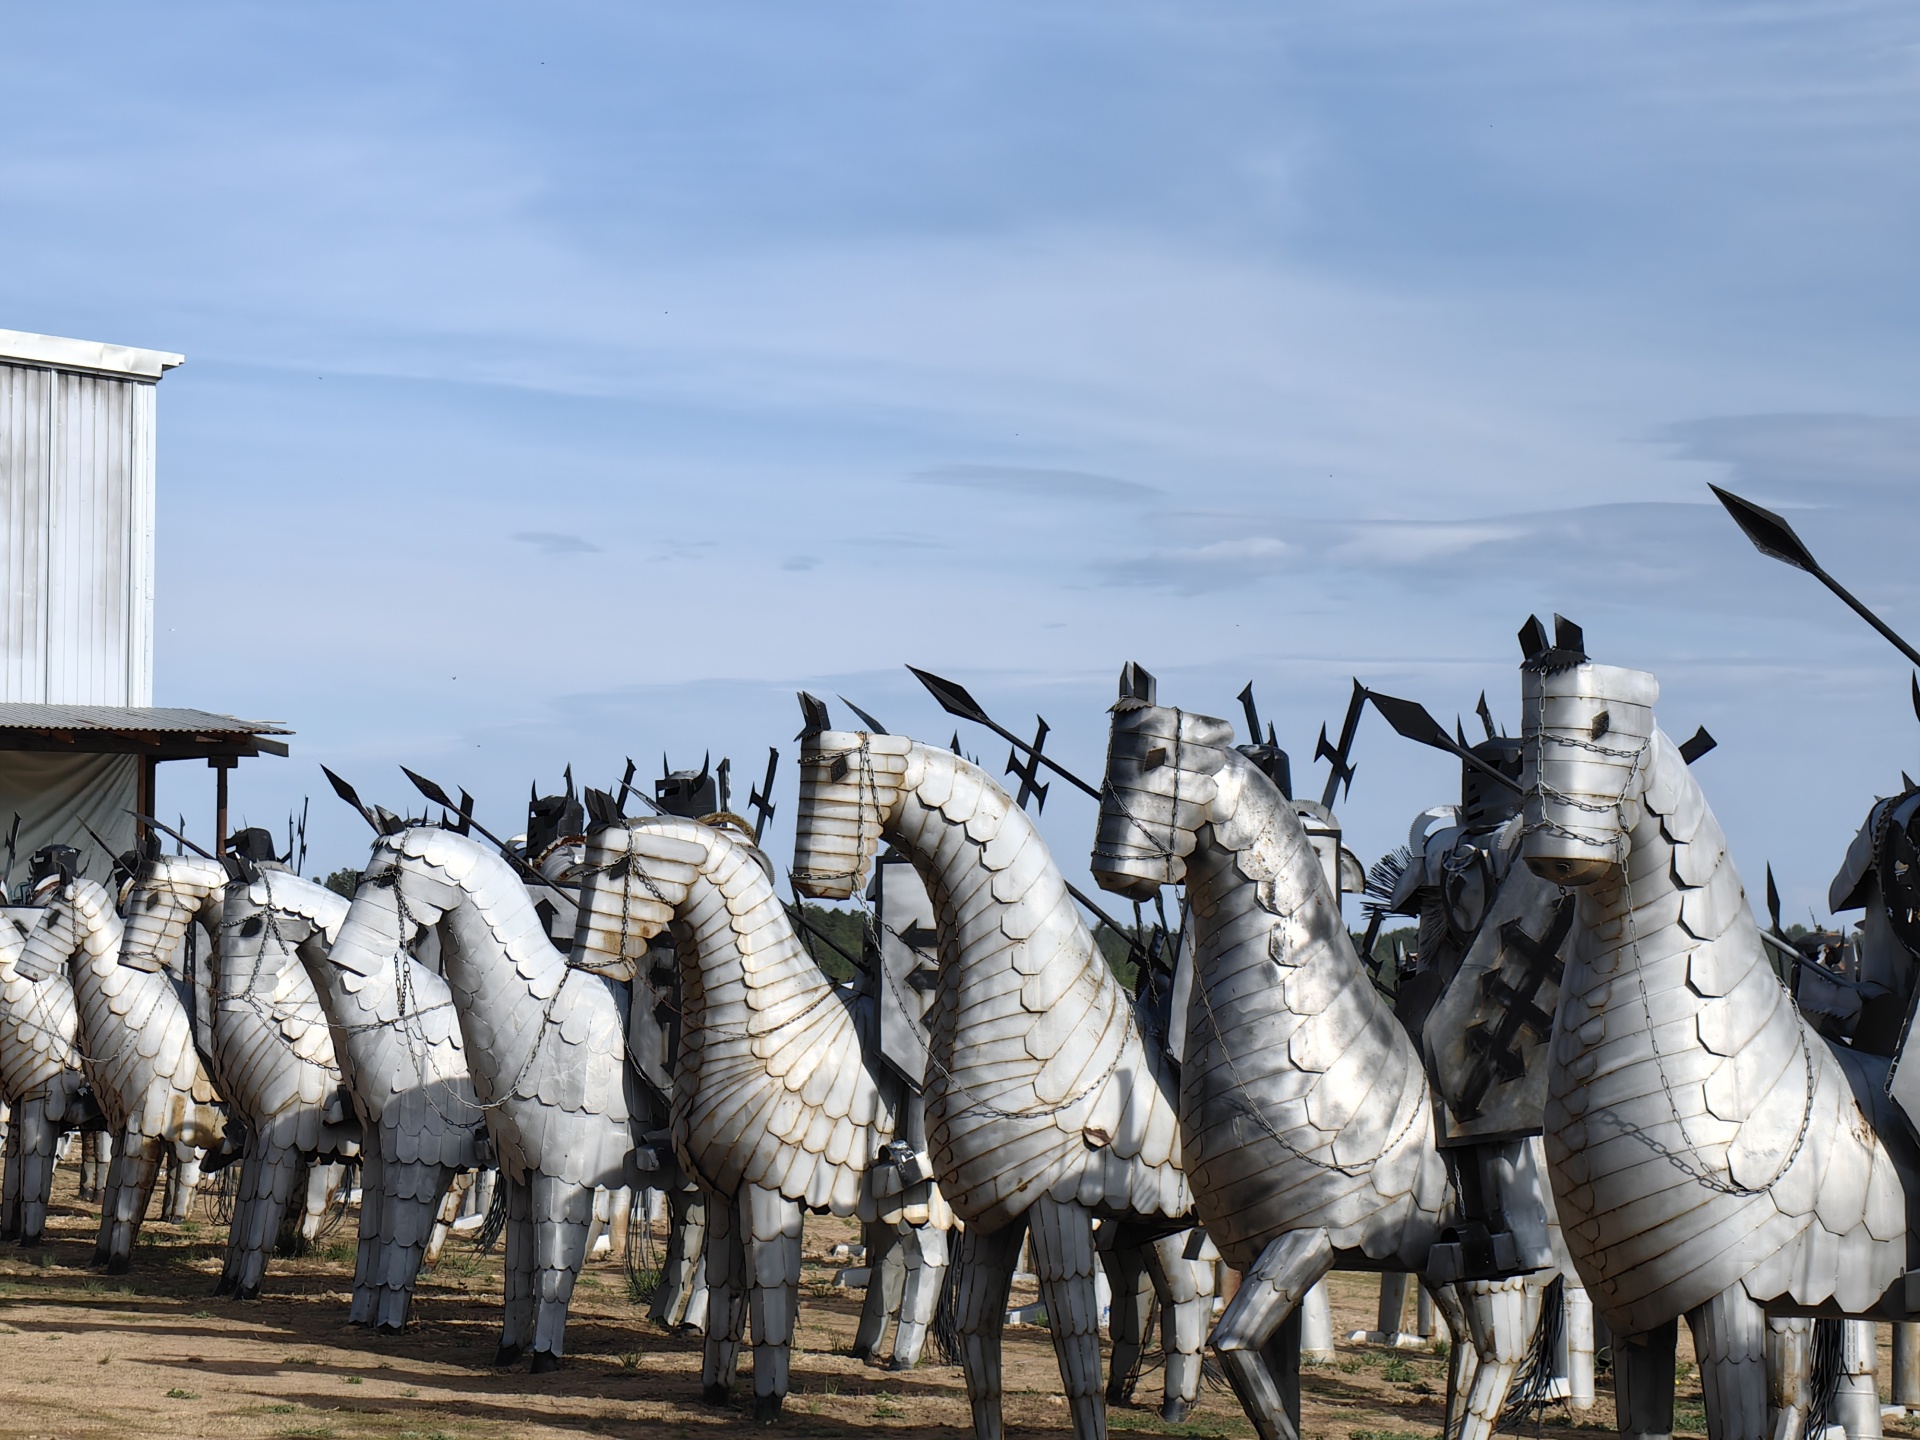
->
[5,484,1920,1440]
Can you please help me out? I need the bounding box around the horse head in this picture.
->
[1091,662,1237,901]
[790,704,910,901]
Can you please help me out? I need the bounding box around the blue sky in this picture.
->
[3,3,1917,925]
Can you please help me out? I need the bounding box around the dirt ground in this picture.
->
[0,1166,1908,1440]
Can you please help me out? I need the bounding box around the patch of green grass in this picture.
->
[1110,1412,1243,1437]
[277,1427,335,1440]
[872,1398,905,1419]
[1382,1354,1417,1384]
[264,1404,300,1414]
[619,1349,643,1369]
[626,1265,660,1304]
[1349,1431,1439,1440]
[166,1387,199,1399]
[318,1240,356,1265]
[344,1374,364,1384]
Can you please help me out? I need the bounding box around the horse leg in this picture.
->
[92,1136,128,1267]
[0,1118,21,1240]
[854,1221,905,1362]
[13,1099,62,1247]
[1026,1195,1107,1440]
[374,1159,454,1333]
[238,1144,304,1300]
[1100,1235,1153,1409]
[1455,1273,1545,1440]
[1615,1319,1680,1440]
[1834,1320,1883,1440]
[1428,1281,1481,1440]
[347,1147,384,1325]
[892,1219,950,1372]
[1211,1228,1335,1440]
[953,1218,1023,1440]
[103,1133,163,1274]
[164,1142,201,1222]
[745,1184,803,1421]
[421,1166,468,1272]
[1145,1228,1210,1423]
[1767,1316,1812,1440]
[1687,1285,1770,1440]
[525,1170,594,1372]
[702,1188,749,1403]
[496,1172,535,1366]
[653,1185,707,1331]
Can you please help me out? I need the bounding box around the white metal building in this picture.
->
[0,328,287,885]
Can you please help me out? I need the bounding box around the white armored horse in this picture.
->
[1517,615,1916,1440]
[572,811,950,1419]
[120,840,361,1297]
[294,863,485,1332]
[793,714,1211,1440]
[329,825,636,1371]
[42,864,223,1271]
[0,856,90,1245]
[1090,665,1562,1440]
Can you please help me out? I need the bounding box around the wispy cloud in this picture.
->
[910,464,1159,502]
[514,530,602,555]
[1657,413,1920,500]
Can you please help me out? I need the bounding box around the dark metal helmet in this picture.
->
[229,827,280,864]
[1461,737,1525,832]
[526,792,585,857]
[28,844,81,888]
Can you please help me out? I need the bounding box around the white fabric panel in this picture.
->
[0,752,137,891]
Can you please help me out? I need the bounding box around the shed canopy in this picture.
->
[0,705,291,759]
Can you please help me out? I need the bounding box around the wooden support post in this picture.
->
[137,757,157,850]
[211,757,237,856]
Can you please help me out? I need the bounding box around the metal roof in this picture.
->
[0,329,183,380]
[0,705,290,759]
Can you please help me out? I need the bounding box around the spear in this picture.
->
[1712,484,1920,669]
[1364,690,1526,794]
[907,666,1101,800]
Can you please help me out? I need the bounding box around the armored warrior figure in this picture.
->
[1518,615,1920,1440]
[36,854,223,1271]
[793,710,1210,1440]
[0,849,90,1245]
[1091,666,1564,1440]
[329,825,637,1371]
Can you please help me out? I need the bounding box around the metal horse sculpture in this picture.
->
[329,826,636,1371]
[294,868,485,1332]
[43,867,223,1271]
[1518,617,1912,1440]
[571,812,948,1419]
[1090,667,1557,1440]
[0,863,88,1245]
[793,720,1207,1440]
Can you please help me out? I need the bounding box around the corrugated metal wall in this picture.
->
[0,361,156,705]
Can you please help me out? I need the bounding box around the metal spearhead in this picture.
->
[1237,683,1262,745]
[1365,689,1525,794]
[1476,692,1498,741]
[1315,678,1368,809]
[322,766,382,833]
[838,696,890,735]
[1766,863,1784,935]
[748,747,780,843]
[1,812,19,895]
[398,769,579,894]
[716,757,731,814]
[1713,484,1920,669]
[908,667,992,727]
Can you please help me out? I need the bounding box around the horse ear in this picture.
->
[1117,662,1157,706]
[795,692,832,740]
[1518,615,1549,663]
[1554,614,1587,661]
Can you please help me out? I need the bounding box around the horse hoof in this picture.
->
[851,1344,874,1363]
[375,1324,406,1337]
[212,1277,235,1297]
[530,1351,561,1375]
[888,1356,916,1373]
[105,1256,131,1277]
[235,1285,260,1302]
[1106,1385,1128,1407]
[702,1383,731,1405]
[753,1395,783,1424]
[16,1233,40,1250]
[493,1344,522,1368]
[1161,1398,1194,1424]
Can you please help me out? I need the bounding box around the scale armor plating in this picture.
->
[794,727,1209,1440]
